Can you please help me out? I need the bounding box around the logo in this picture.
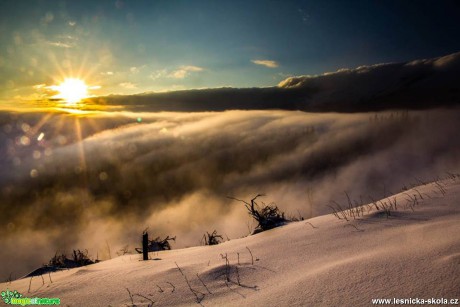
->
[1,289,60,306]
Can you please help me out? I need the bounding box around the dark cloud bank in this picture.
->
[1,52,460,280]
[88,52,460,112]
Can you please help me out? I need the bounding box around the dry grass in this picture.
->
[327,173,457,224]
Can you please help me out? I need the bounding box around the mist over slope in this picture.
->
[2,178,459,306]
[86,52,460,112]
[1,107,460,280]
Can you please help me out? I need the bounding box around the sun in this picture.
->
[51,78,89,104]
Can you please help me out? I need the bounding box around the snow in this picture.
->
[2,178,459,306]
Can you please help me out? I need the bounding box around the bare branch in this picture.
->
[126,288,134,306]
[226,196,251,206]
[246,247,254,265]
[196,273,212,294]
[175,262,205,304]
[166,281,175,293]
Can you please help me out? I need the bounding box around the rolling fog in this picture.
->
[1,107,460,280]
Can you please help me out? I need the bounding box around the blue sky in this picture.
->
[1,0,459,100]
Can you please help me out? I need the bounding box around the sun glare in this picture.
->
[51,78,89,104]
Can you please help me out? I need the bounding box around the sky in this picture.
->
[1,0,460,281]
[1,0,460,101]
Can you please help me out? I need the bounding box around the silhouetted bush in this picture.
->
[48,249,95,268]
[135,235,176,253]
[228,194,287,233]
[202,230,223,245]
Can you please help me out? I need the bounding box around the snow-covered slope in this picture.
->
[2,178,459,306]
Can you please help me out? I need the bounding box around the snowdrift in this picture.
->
[2,177,459,306]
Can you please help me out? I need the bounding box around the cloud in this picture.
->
[46,41,74,48]
[42,34,78,49]
[298,8,309,23]
[1,107,460,280]
[91,52,460,113]
[32,84,46,89]
[149,66,204,80]
[119,82,137,89]
[149,69,168,80]
[276,51,460,111]
[252,59,279,68]
[41,12,54,25]
[169,65,204,79]
[169,70,188,79]
[129,66,146,74]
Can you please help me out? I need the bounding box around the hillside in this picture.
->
[1,177,459,306]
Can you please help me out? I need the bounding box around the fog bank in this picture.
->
[1,108,459,280]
